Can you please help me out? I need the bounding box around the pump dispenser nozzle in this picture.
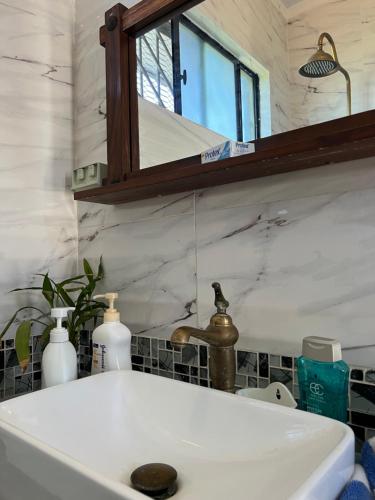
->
[51,307,75,329]
[94,293,120,322]
[50,307,75,343]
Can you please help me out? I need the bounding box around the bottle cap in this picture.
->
[50,307,75,343]
[302,336,342,362]
[94,293,120,322]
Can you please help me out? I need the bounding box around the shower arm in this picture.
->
[318,32,352,115]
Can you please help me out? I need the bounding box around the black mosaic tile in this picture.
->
[174,374,189,383]
[199,345,207,367]
[259,378,269,388]
[351,411,375,429]
[33,371,41,381]
[350,425,365,453]
[351,369,364,381]
[0,352,4,371]
[132,365,143,372]
[270,368,293,391]
[182,344,198,366]
[15,374,32,395]
[32,336,42,354]
[365,370,375,384]
[281,356,293,369]
[190,366,198,377]
[351,383,375,414]
[5,339,14,349]
[131,355,144,366]
[166,341,173,351]
[259,353,269,378]
[200,379,208,387]
[145,367,151,374]
[237,351,257,376]
[151,339,158,357]
[5,350,18,369]
[159,370,173,379]
[159,350,173,371]
[79,330,90,347]
[138,337,151,357]
[174,363,189,375]
[248,376,257,388]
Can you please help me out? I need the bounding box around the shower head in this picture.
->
[298,32,351,115]
[299,48,338,78]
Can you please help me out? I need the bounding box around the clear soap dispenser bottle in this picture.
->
[91,293,132,374]
[41,307,78,388]
[297,336,349,422]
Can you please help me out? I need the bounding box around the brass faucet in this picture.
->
[171,283,239,393]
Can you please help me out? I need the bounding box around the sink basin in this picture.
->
[0,371,354,500]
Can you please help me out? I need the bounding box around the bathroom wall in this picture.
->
[76,0,375,369]
[0,1,77,338]
[288,0,375,128]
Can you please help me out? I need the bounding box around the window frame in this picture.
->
[171,15,261,141]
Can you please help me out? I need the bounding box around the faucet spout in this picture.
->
[171,325,233,348]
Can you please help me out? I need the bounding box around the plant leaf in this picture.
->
[0,306,48,339]
[10,287,43,292]
[15,320,32,372]
[40,323,54,350]
[42,274,54,307]
[55,284,75,307]
[97,256,104,280]
[83,259,94,283]
[57,275,85,287]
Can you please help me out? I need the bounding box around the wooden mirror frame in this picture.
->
[74,0,375,205]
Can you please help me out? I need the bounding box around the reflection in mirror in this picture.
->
[136,0,375,169]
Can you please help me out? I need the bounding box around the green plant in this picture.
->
[0,258,105,372]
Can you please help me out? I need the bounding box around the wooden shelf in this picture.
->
[74,111,375,205]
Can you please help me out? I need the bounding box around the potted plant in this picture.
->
[0,258,105,371]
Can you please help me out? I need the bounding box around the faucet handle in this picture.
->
[212,282,229,314]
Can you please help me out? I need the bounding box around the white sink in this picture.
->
[0,371,354,500]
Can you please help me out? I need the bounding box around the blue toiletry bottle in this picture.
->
[297,336,349,423]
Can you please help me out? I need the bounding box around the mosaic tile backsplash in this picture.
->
[1,333,374,448]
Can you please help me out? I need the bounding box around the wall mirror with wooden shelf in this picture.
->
[74,0,375,205]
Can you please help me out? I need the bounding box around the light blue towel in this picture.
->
[362,437,375,492]
[339,465,373,500]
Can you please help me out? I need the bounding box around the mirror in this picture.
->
[136,0,375,169]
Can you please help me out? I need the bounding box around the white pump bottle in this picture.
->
[41,307,78,388]
[91,293,132,374]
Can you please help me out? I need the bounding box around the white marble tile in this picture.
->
[196,188,375,366]
[79,213,197,339]
[0,0,77,333]
[196,156,375,213]
[78,191,194,229]
[0,221,77,331]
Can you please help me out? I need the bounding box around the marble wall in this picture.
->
[76,0,375,369]
[0,1,77,335]
[288,0,375,128]
[79,157,375,368]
